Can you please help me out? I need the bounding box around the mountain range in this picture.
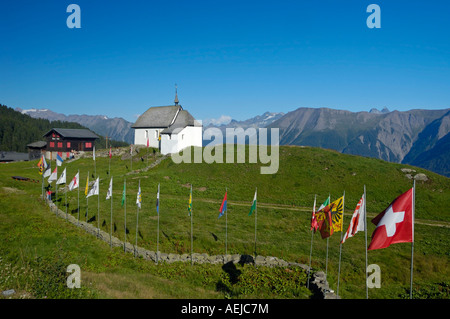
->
[267,107,450,177]
[15,107,134,144]
[14,106,450,177]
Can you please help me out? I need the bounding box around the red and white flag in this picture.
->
[68,172,79,191]
[109,147,112,159]
[341,194,365,243]
[47,167,58,183]
[368,188,413,250]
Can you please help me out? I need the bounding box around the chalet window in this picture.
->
[67,142,71,148]
[49,142,55,148]
[155,130,158,138]
[57,142,63,148]
[181,134,184,140]
[85,142,92,148]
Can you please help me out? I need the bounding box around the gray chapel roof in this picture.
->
[160,110,202,134]
[132,105,180,128]
[132,105,202,132]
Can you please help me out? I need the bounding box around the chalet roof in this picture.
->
[43,128,99,139]
[27,141,47,148]
[0,151,29,162]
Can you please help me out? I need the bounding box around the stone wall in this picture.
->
[44,198,338,299]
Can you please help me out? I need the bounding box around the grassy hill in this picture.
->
[0,145,448,299]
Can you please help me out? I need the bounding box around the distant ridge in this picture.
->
[15,107,134,144]
[267,107,450,177]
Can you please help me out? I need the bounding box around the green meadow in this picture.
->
[0,145,449,299]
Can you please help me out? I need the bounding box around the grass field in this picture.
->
[0,145,449,299]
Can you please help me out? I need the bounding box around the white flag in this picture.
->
[106,177,113,200]
[136,180,141,208]
[68,172,79,191]
[93,146,96,161]
[43,167,51,178]
[87,177,99,198]
[48,167,58,183]
[42,155,48,170]
[56,168,67,185]
[341,194,365,243]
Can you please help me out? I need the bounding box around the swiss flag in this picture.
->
[368,188,413,250]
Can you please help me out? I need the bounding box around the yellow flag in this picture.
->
[85,174,89,196]
[37,157,44,175]
[188,187,192,216]
[330,196,344,232]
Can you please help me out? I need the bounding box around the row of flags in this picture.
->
[310,188,414,250]
[39,152,414,252]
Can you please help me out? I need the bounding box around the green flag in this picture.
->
[121,180,126,206]
[317,196,330,212]
[248,190,257,216]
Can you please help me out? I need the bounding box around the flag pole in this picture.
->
[41,155,44,200]
[97,177,100,237]
[190,184,193,266]
[254,187,258,259]
[110,176,113,248]
[410,180,415,299]
[135,179,140,257]
[325,194,330,280]
[225,187,228,256]
[55,173,58,215]
[307,194,317,289]
[109,149,111,177]
[337,191,345,297]
[157,183,160,264]
[86,170,89,223]
[364,185,368,299]
[94,146,96,178]
[77,170,80,225]
[65,183,68,220]
[325,238,329,279]
[124,178,127,253]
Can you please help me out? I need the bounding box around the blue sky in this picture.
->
[0,0,449,123]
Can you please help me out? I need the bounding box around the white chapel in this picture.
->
[132,89,202,155]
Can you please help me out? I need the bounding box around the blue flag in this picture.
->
[56,154,64,166]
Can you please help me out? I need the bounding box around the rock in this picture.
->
[159,253,168,261]
[2,289,15,296]
[255,255,266,265]
[414,173,428,181]
[401,168,416,173]
[230,254,241,264]
[168,253,180,263]
[405,174,413,179]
